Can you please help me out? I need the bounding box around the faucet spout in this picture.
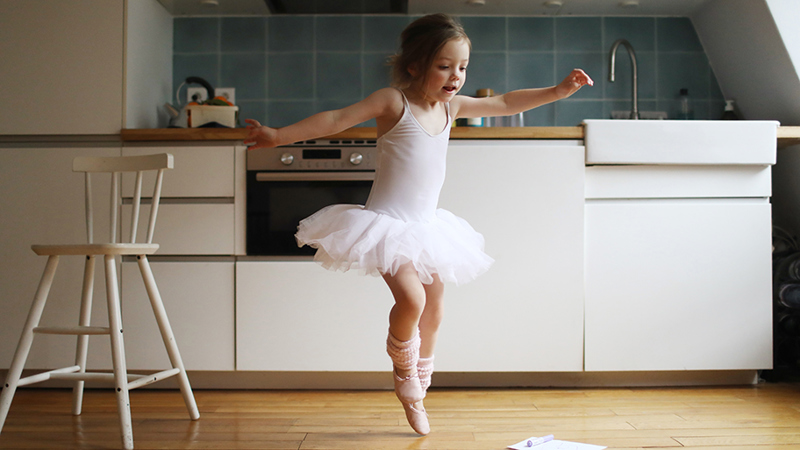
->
[609,39,639,120]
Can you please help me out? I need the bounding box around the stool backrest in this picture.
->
[72,154,174,245]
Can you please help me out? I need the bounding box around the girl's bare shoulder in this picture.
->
[368,87,404,113]
[370,88,405,137]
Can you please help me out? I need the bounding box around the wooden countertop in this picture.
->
[778,126,800,148]
[121,125,800,147]
[120,126,584,142]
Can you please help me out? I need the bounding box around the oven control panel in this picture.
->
[248,140,378,171]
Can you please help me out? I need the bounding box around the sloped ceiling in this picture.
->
[692,0,800,124]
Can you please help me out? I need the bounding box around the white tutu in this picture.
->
[295,204,494,285]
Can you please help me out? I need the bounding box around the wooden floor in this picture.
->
[3,383,800,449]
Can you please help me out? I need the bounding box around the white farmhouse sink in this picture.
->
[584,119,779,165]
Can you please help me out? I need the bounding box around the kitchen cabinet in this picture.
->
[115,144,239,371]
[584,165,773,371]
[0,145,119,370]
[437,141,585,371]
[0,0,172,135]
[121,144,239,255]
[235,141,586,372]
[119,260,235,371]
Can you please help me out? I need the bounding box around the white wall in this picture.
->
[692,0,800,125]
[125,0,173,129]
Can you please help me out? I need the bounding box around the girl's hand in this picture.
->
[244,119,280,149]
[555,69,594,99]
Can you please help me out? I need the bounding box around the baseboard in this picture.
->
[0,369,760,390]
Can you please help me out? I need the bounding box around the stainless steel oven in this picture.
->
[246,139,378,256]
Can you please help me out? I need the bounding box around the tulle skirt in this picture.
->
[295,204,494,285]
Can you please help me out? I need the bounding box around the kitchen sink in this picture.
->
[583,119,779,165]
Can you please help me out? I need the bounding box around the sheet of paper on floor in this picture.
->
[507,438,607,450]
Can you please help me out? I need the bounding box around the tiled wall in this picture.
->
[173,15,725,127]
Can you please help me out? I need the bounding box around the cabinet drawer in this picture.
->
[585,165,771,199]
[122,203,235,255]
[121,146,234,197]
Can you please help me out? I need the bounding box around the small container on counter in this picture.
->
[472,88,494,126]
[496,112,525,127]
[678,88,693,120]
[721,100,739,120]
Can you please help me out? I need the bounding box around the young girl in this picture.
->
[245,13,593,436]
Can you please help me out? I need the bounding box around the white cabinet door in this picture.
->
[436,141,586,372]
[0,146,118,370]
[119,261,235,371]
[584,199,773,371]
[236,261,392,371]
[0,0,124,135]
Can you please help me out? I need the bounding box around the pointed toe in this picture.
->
[402,402,430,435]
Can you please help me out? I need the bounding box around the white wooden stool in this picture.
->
[0,154,199,449]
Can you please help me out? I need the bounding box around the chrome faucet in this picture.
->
[608,39,639,120]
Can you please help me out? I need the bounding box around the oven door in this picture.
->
[246,171,374,256]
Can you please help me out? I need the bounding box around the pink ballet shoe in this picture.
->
[402,401,430,435]
[394,368,425,403]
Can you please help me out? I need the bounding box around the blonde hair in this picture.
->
[390,14,471,89]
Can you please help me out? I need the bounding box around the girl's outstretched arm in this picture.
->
[244,88,398,149]
[451,68,593,119]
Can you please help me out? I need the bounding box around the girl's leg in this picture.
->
[382,263,430,435]
[383,263,427,387]
[418,274,444,392]
[419,274,444,358]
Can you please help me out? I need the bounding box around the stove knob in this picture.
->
[349,152,363,165]
[280,153,294,165]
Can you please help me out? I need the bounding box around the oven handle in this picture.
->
[255,171,375,182]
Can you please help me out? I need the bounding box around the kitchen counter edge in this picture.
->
[119,127,584,142]
[2,125,797,146]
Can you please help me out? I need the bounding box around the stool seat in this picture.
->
[32,243,160,256]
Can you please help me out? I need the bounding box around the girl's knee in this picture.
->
[385,264,427,311]
[394,287,426,315]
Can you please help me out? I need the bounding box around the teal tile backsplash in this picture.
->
[173,15,724,127]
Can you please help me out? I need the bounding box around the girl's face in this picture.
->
[417,38,470,102]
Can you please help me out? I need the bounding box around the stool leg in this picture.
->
[72,255,96,416]
[104,255,133,450]
[137,255,200,421]
[0,255,59,434]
